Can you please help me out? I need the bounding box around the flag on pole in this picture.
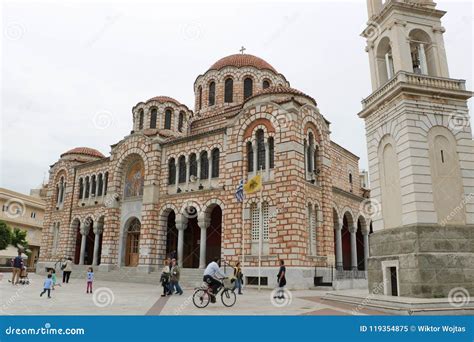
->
[235,179,244,202]
[244,174,262,194]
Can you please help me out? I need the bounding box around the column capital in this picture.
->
[335,221,343,231]
[93,221,103,235]
[349,225,357,234]
[175,217,188,230]
[80,223,90,236]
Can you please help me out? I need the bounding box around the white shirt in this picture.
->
[203,261,224,278]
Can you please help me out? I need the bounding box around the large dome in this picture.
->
[208,54,277,73]
[60,147,104,159]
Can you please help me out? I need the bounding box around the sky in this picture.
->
[1,0,472,194]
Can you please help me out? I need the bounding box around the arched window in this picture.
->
[268,136,274,169]
[409,29,434,76]
[224,78,233,103]
[104,172,108,195]
[98,174,103,196]
[164,109,172,130]
[178,156,186,183]
[244,77,253,99]
[78,178,84,199]
[138,109,144,130]
[349,173,353,184]
[85,176,90,199]
[168,158,176,185]
[178,111,185,132]
[314,145,319,172]
[91,175,96,196]
[58,176,65,203]
[211,148,219,178]
[256,129,265,171]
[262,80,271,89]
[376,37,394,85]
[124,159,144,198]
[198,86,203,110]
[307,133,314,172]
[200,151,209,179]
[208,81,216,106]
[246,141,254,172]
[189,153,197,177]
[150,108,157,129]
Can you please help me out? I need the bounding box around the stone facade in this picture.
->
[38,54,370,288]
[360,0,474,297]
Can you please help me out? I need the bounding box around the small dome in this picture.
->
[209,54,277,73]
[61,147,104,159]
[245,85,317,106]
[146,96,182,106]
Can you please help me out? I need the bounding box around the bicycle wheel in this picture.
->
[193,288,210,308]
[221,289,237,307]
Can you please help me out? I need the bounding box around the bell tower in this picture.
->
[359,0,474,297]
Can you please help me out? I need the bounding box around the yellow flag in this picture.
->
[244,174,262,194]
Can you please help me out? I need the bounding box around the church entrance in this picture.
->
[183,216,200,268]
[125,218,140,267]
[206,205,222,264]
[84,228,95,265]
[166,211,178,258]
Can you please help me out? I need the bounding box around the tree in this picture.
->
[11,227,29,252]
[0,220,12,250]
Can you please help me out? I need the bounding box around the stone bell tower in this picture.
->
[359,0,474,297]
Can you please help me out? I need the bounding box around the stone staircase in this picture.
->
[45,265,204,288]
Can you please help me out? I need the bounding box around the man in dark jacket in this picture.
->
[11,251,23,285]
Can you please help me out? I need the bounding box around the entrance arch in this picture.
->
[183,207,200,268]
[125,218,141,267]
[166,210,177,258]
[205,205,222,265]
[342,212,353,271]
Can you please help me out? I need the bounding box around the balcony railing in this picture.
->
[362,71,467,109]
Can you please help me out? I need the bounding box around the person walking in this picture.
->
[170,258,183,295]
[160,259,171,297]
[51,269,60,290]
[274,259,286,299]
[11,251,23,285]
[40,274,53,299]
[86,267,94,294]
[232,262,243,295]
[62,257,73,283]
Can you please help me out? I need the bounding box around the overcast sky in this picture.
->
[1,0,472,194]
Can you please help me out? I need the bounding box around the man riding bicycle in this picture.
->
[203,257,225,303]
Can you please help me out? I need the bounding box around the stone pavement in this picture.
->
[0,274,389,316]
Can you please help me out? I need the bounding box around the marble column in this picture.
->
[335,222,343,270]
[95,175,100,197]
[176,217,188,268]
[185,157,190,188]
[197,155,201,182]
[175,161,179,193]
[350,226,358,271]
[252,143,258,176]
[264,141,270,180]
[363,232,369,271]
[92,222,103,266]
[89,177,94,199]
[198,216,211,269]
[79,223,89,265]
[208,151,212,184]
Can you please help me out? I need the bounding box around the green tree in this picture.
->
[0,220,12,250]
[11,227,29,252]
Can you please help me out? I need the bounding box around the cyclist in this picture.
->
[203,257,226,303]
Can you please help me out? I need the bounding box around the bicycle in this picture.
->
[192,277,237,308]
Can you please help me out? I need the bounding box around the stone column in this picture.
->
[363,232,369,271]
[265,141,270,180]
[350,226,358,271]
[95,175,100,197]
[335,222,343,270]
[175,161,179,192]
[252,143,258,176]
[208,150,212,184]
[79,223,89,265]
[102,175,107,196]
[197,155,201,182]
[185,157,189,188]
[92,222,103,266]
[176,217,188,268]
[89,177,94,199]
[198,215,211,269]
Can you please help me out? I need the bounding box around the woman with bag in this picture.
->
[232,262,243,295]
[62,257,73,283]
[160,259,171,297]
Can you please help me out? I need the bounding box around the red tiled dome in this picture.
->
[245,85,317,105]
[146,96,182,106]
[209,54,277,73]
[61,147,105,159]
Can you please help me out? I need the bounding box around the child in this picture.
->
[51,269,60,290]
[86,267,94,294]
[40,274,53,298]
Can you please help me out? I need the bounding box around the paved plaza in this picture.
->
[0,274,389,316]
